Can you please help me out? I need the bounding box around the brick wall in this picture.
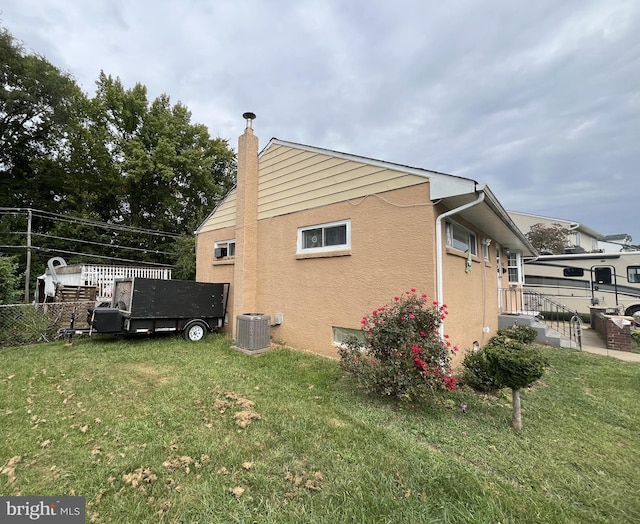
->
[590,307,633,352]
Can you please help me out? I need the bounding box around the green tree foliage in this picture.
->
[0,255,21,304]
[173,233,196,280]
[525,223,569,254]
[0,27,85,212]
[0,25,236,288]
[461,325,549,431]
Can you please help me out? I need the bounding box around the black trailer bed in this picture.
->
[113,278,227,319]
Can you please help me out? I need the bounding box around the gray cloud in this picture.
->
[2,0,639,241]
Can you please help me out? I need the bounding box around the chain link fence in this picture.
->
[0,302,94,348]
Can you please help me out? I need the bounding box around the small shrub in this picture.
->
[484,345,549,391]
[459,349,500,393]
[461,327,550,430]
[495,324,538,344]
[338,289,458,403]
[461,326,547,394]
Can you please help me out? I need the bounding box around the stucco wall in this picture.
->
[196,183,502,363]
[439,210,501,358]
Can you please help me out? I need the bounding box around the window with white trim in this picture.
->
[507,252,523,284]
[297,220,350,254]
[446,220,477,256]
[214,239,235,259]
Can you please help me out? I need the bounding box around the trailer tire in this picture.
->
[184,320,208,342]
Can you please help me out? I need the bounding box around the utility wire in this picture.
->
[32,246,173,266]
[30,232,177,256]
[0,207,181,238]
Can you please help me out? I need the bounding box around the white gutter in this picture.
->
[435,190,485,338]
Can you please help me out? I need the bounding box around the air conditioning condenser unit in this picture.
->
[235,313,271,351]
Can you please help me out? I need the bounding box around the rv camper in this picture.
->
[523,251,640,316]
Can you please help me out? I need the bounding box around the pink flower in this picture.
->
[411,344,422,354]
[372,309,378,316]
[394,296,400,302]
[443,376,457,391]
[409,313,415,319]
[452,345,460,352]
[444,334,449,339]
[411,288,416,293]
[361,319,367,325]
[420,331,426,337]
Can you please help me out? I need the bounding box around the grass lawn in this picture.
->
[1,335,639,523]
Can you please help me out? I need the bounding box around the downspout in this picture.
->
[435,190,485,338]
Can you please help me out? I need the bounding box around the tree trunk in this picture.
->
[511,388,522,431]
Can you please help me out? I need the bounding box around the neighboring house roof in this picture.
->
[197,138,537,256]
[602,233,632,242]
[508,210,603,240]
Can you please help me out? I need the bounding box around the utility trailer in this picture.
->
[62,278,229,342]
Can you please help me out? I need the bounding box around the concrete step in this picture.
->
[498,314,577,348]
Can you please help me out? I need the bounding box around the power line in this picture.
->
[30,232,177,256]
[0,207,181,238]
[32,246,173,266]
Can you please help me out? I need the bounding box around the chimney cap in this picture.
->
[242,112,256,130]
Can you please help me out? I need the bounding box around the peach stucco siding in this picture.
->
[195,123,515,363]
[197,197,502,362]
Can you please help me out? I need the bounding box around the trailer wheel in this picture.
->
[184,321,208,342]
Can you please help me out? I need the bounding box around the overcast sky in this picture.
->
[2,1,639,243]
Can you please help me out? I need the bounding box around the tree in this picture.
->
[462,326,549,431]
[484,344,548,431]
[0,23,236,285]
[0,26,86,212]
[0,256,21,304]
[525,223,569,254]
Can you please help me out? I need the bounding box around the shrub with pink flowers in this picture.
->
[338,289,458,402]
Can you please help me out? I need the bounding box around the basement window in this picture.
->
[297,220,350,254]
[214,239,235,259]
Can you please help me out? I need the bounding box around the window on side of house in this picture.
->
[332,326,365,347]
[628,266,640,284]
[214,239,235,259]
[297,220,350,254]
[507,252,523,284]
[445,221,477,256]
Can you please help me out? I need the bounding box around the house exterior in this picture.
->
[195,115,536,360]
[508,211,603,254]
